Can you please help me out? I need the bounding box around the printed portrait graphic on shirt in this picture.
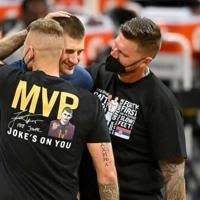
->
[48,107,75,140]
[94,88,139,140]
[105,95,119,125]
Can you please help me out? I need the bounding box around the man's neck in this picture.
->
[118,65,149,83]
[60,119,68,125]
[32,62,60,77]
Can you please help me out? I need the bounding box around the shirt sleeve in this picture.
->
[87,96,111,143]
[149,104,187,160]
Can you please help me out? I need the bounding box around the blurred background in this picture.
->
[0,0,200,199]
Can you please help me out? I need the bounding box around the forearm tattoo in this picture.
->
[159,160,186,200]
[99,183,119,200]
[100,143,110,167]
[0,30,27,60]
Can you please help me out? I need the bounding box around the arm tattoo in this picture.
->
[100,143,110,167]
[159,159,186,200]
[99,183,119,200]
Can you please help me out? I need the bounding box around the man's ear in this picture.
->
[28,45,34,60]
[144,57,153,65]
[25,46,34,65]
[23,45,34,69]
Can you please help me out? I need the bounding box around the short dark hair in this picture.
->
[54,15,85,40]
[120,17,161,58]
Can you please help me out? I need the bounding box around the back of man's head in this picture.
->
[53,15,85,40]
[24,18,64,70]
[27,18,64,50]
[120,17,161,58]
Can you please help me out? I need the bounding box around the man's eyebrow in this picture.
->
[65,49,75,53]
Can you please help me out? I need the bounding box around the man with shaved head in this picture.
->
[0,18,119,200]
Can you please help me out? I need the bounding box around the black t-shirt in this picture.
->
[82,63,187,200]
[0,65,110,200]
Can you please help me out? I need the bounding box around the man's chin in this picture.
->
[66,68,75,76]
[60,68,75,76]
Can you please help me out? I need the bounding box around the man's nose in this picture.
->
[69,53,79,65]
[110,48,119,59]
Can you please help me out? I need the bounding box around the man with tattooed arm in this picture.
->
[80,17,187,200]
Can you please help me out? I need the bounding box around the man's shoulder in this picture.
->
[0,64,23,87]
[9,60,27,72]
[89,61,113,78]
[62,66,94,91]
[88,61,114,89]
[0,63,21,74]
[68,122,75,129]
[75,66,90,75]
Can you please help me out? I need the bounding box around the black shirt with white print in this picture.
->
[83,62,187,200]
[0,64,110,200]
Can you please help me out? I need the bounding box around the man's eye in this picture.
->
[77,50,83,55]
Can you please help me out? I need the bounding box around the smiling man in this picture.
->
[0,11,93,91]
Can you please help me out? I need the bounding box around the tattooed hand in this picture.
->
[99,183,119,200]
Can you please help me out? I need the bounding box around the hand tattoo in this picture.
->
[99,183,119,200]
